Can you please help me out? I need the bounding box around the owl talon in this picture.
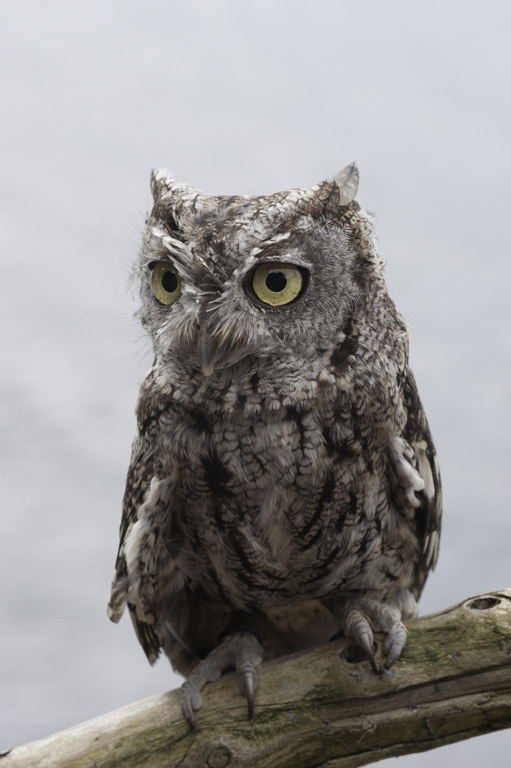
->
[178,656,219,728]
[382,623,407,670]
[242,670,256,719]
[180,691,199,730]
[238,658,258,720]
[178,631,263,728]
[359,630,380,673]
[345,610,379,673]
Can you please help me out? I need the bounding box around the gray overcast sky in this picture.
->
[1,1,510,763]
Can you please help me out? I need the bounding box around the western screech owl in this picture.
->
[108,164,442,727]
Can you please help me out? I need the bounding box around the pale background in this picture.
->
[1,0,510,763]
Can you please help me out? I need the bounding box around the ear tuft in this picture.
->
[150,168,175,202]
[334,162,359,205]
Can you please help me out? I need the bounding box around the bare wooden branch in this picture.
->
[3,590,511,768]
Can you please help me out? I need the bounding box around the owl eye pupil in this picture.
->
[265,271,287,293]
[162,270,178,294]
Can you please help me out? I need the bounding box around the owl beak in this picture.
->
[197,326,221,377]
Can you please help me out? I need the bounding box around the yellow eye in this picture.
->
[251,263,305,306]
[151,262,182,305]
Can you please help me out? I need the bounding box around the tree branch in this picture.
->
[3,590,511,768]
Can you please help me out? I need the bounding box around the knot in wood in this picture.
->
[206,745,232,768]
[341,641,370,664]
[466,597,501,611]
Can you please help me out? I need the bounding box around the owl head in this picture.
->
[136,164,383,379]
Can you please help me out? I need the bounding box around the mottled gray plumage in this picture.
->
[108,164,442,727]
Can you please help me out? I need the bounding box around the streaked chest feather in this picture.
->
[151,405,417,606]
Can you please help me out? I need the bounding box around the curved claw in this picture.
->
[382,623,407,670]
[179,684,200,730]
[346,611,379,673]
[358,629,380,673]
[243,671,256,720]
[237,656,259,720]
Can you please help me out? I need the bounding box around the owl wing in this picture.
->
[390,367,442,598]
[107,435,162,663]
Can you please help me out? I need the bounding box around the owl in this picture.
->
[108,163,442,728]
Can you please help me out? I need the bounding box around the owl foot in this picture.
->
[179,631,263,729]
[343,590,417,672]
